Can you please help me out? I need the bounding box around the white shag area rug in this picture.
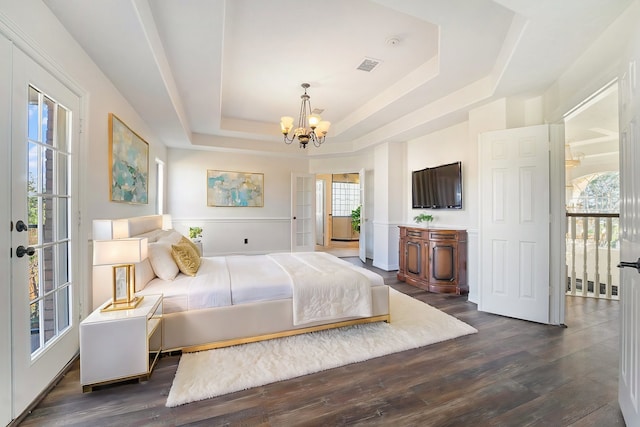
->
[166,288,477,407]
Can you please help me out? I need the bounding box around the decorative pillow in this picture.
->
[180,236,202,257]
[147,242,179,280]
[134,258,156,291]
[171,240,201,277]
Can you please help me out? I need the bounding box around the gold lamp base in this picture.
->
[101,296,144,312]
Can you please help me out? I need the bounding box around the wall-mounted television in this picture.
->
[412,161,462,209]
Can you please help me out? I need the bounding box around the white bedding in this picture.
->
[139,257,232,313]
[137,252,382,317]
[268,252,372,325]
[226,255,292,304]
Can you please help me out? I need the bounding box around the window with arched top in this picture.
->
[567,171,619,213]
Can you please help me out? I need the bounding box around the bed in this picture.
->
[91,215,390,352]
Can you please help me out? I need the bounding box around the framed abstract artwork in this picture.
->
[109,113,149,204]
[207,170,264,207]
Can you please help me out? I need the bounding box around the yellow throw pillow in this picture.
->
[182,236,202,257]
[171,240,201,277]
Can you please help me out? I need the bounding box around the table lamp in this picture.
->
[93,237,148,311]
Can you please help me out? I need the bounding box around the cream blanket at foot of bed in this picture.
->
[267,252,372,325]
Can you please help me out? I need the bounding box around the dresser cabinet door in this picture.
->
[430,241,457,282]
[406,241,422,276]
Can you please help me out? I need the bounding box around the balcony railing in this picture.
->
[566,213,620,300]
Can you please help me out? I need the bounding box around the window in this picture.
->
[27,85,72,356]
[331,174,360,217]
[568,172,619,213]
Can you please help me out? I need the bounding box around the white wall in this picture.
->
[309,151,374,174]
[167,148,309,255]
[372,142,405,270]
[406,121,476,229]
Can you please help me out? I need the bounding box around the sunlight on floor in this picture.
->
[315,240,359,258]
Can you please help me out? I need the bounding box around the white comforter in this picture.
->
[139,252,375,323]
[268,252,372,325]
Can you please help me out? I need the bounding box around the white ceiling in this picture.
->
[43,0,631,157]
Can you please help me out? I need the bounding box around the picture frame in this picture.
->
[207,170,264,207]
[112,264,130,303]
[109,113,149,204]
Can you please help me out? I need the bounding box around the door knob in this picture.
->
[16,245,35,258]
[15,220,28,232]
[617,258,640,272]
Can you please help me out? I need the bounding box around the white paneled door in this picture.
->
[618,42,640,425]
[291,173,316,252]
[10,46,80,419]
[479,125,550,324]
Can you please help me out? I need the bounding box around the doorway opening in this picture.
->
[564,81,620,301]
[315,173,360,258]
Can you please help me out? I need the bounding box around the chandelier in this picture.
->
[280,83,331,149]
[565,144,583,168]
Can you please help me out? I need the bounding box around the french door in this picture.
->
[9,43,80,418]
[291,173,316,252]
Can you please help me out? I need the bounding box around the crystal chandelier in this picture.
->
[280,83,331,149]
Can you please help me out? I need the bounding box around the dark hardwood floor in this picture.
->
[19,259,624,426]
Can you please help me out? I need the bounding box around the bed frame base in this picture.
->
[181,314,391,353]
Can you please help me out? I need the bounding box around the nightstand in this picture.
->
[80,294,163,392]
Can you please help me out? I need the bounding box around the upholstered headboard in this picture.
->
[92,214,165,240]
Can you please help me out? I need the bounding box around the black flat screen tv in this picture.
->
[412,161,462,209]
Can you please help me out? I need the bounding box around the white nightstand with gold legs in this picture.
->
[80,294,163,392]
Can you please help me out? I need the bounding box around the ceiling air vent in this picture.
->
[357,57,381,72]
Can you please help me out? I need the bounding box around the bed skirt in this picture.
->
[162,284,390,352]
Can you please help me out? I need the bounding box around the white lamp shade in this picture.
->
[93,238,148,266]
[316,120,331,135]
[280,116,294,133]
[307,114,321,128]
[162,214,173,230]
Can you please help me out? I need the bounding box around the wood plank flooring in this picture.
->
[19,259,624,426]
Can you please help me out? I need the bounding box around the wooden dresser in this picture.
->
[397,226,468,295]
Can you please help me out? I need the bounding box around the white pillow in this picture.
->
[134,258,156,291]
[147,242,179,280]
[159,230,183,245]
